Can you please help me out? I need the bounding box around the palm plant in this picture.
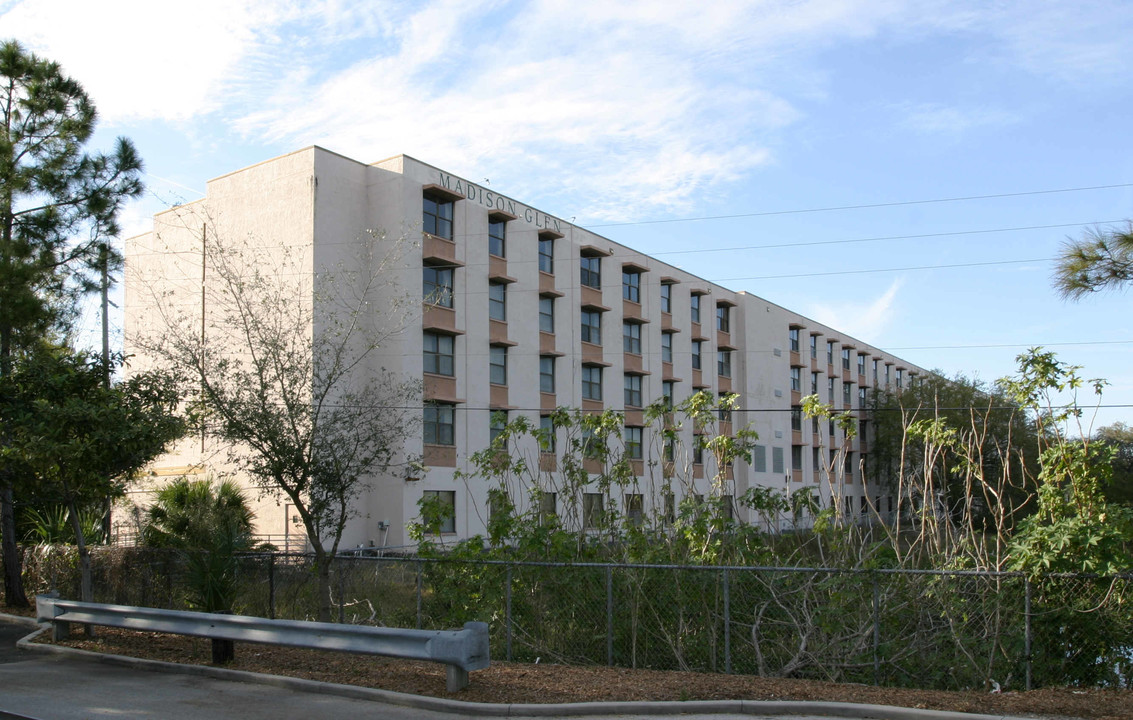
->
[143,478,255,613]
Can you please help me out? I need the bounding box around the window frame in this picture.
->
[421,490,455,533]
[580,255,601,288]
[622,321,642,355]
[716,305,730,332]
[423,332,455,376]
[490,345,508,386]
[718,348,732,377]
[582,365,603,401]
[539,356,555,394]
[622,269,640,303]
[538,236,554,274]
[624,373,643,408]
[422,194,454,240]
[581,309,602,344]
[690,294,701,324]
[691,339,702,370]
[488,281,506,321]
[539,296,555,333]
[625,426,643,459]
[424,403,455,446]
[422,265,454,308]
[660,282,672,313]
[488,217,507,257]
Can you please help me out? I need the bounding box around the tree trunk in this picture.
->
[315,549,333,623]
[0,483,28,607]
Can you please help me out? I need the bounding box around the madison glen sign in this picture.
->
[436,172,566,235]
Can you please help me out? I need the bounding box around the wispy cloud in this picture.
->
[894,102,1018,136]
[807,279,905,344]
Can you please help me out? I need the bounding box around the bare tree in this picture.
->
[136,222,419,621]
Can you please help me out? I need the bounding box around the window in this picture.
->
[581,309,602,344]
[885,364,891,385]
[540,492,557,523]
[792,445,803,471]
[580,255,601,288]
[661,331,673,363]
[625,426,643,459]
[841,348,851,370]
[539,296,555,333]
[662,380,674,408]
[857,354,866,376]
[539,236,554,274]
[858,387,867,409]
[843,381,852,406]
[423,194,453,239]
[490,411,507,444]
[810,334,818,359]
[829,419,835,437]
[812,447,821,473]
[752,444,767,472]
[718,349,731,378]
[625,493,644,525]
[488,281,506,321]
[424,403,455,446]
[421,490,455,533]
[422,266,453,307]
[623,321,641,355]
[488,217,506,257]
[582,365,602,401]
[827,377,835,402]
[691,340,702,370]
[624,374,642,408]
[789,328,799,352]
[539,415,556,452]
[490,346,507,385]
[790,367,801,392]
[664,493,676,525]
[583,493,605,529]
[693,436,704,465]
[872,359,879,383]
[540,356,555,393]
[690,294,701,324]
[827,340,835,365]
[845,451,855,481]
[660,283,672,313]
[791,406,802,432]
[896,369,904,389]
[813,416,820,434]
[772,446,785,474]
[622,269,640,302]
[716,305,730,332]
[811,372,819,394]
[423,332,454,376]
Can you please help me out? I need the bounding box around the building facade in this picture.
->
[125,147,925,551]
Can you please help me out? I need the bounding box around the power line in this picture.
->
[889,340,1133,351]
[714,257,1051,282]
[585,183,1133,229]
[653,221,1124,256]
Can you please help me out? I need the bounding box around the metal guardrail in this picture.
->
[35,595,490,691]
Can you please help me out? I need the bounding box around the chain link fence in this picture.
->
[19,547,1133,691]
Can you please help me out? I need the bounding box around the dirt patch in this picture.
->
[21,621,1130,720]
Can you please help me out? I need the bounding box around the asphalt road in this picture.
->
[0,618,471,720]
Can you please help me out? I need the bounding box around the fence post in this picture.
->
[268,555,276,620]
[723,568,732,674]
[506,564,513,662]
[337,563,345,624]
[416,560,423,630]
[1025,576,1033,691]
[606,565,614,666]
[872,572,880,686]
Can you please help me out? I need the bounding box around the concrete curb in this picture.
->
[5,618,1037,720]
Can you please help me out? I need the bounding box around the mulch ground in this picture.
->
[5,604,1129,720]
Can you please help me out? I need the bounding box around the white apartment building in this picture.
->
[124,146,924,551]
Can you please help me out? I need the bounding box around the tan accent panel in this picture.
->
[422,304,458,334]
[581,285,603,307]
[718,376,732,393]
[792,431,803,445]
[539,273,560,295]
[582,342,603,365]
[490,384,509,408]
[692,368,704,388]
[623,299,642,321]
[539,454,558,472]
[424,445,456,467]
[583,458,603,475]
[424,374,457,402]
[629,460,644,477]
[624,410,643,426]
[540,332,557,355]
[541,392,557,411]
[661,313,673,331]
[489,319,510,345]
[717,330,731,348]
[792,469,803,483]
[423,234,457,264]
[791,390,802,405]
[790,351,802,367]
[623,353,643,374]
[582,399,604,413]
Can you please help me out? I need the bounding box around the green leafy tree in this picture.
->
[1053,223,1133,301]
[1,40,143,606]
[1095,422,1133,506]
[1,346,184,603]
[142,478,255,613]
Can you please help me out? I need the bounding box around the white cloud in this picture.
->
[894,102,1018,136]
[807,278,904,343]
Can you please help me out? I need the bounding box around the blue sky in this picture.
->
[3,0,1131,429]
